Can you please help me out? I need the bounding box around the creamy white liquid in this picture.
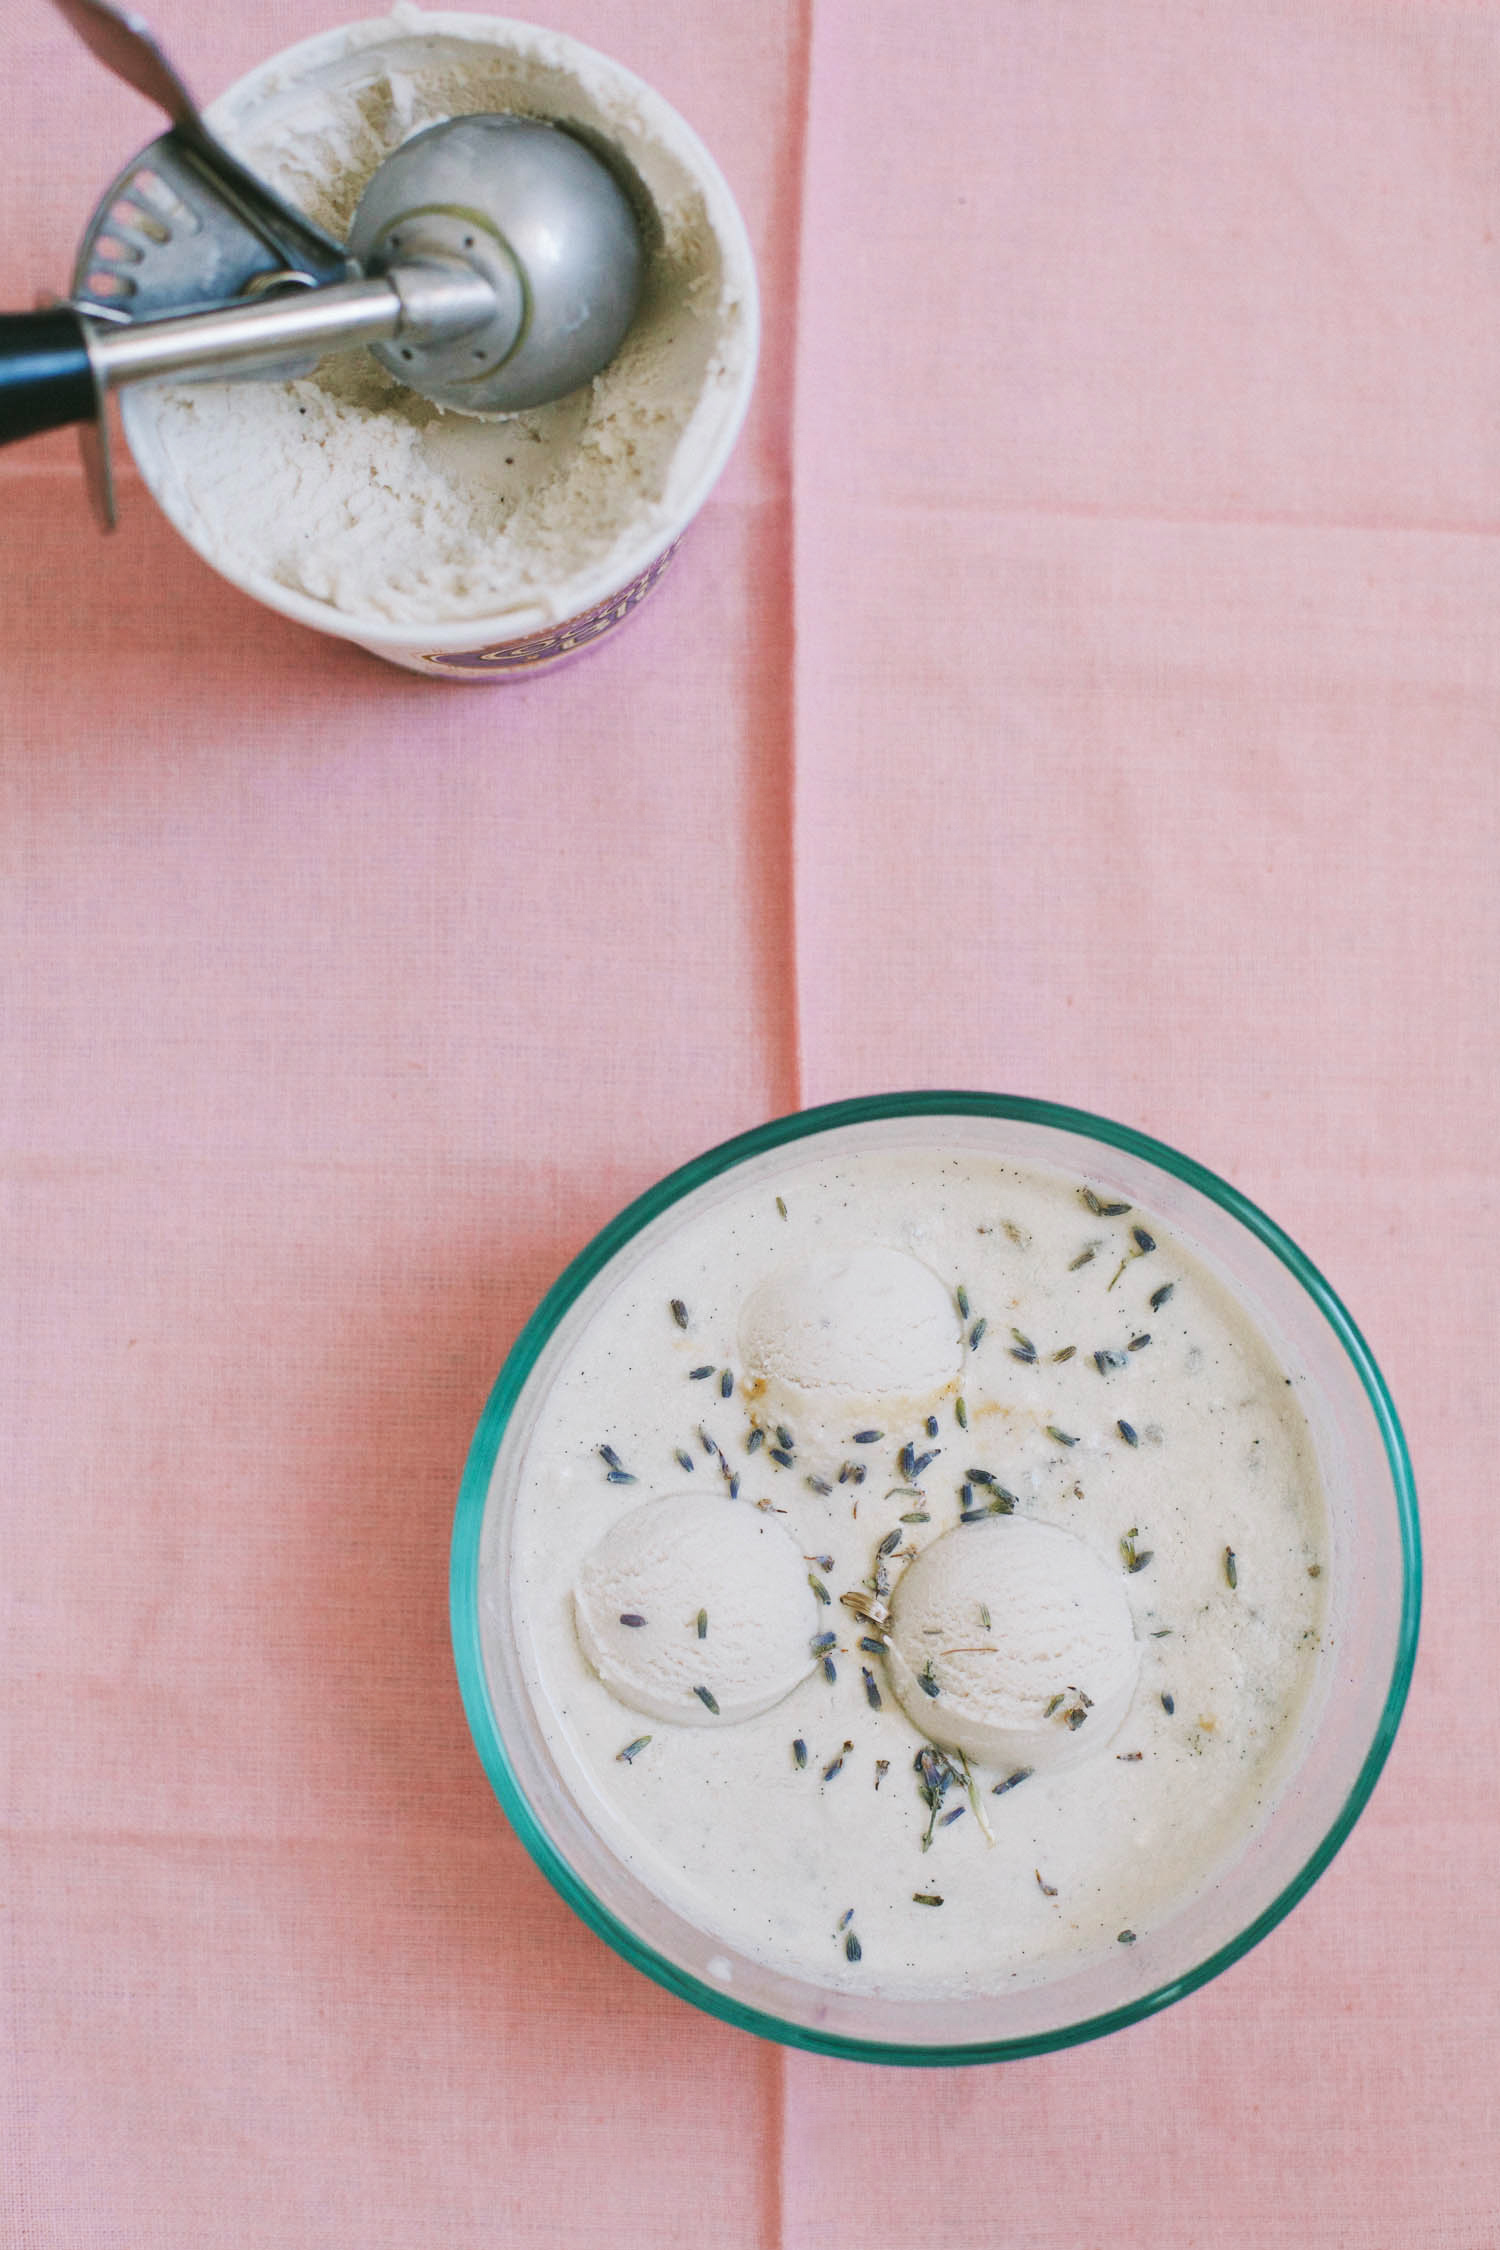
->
[497,1147,1328,2000]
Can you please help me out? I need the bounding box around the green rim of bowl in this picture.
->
[450,1091,1421,2065]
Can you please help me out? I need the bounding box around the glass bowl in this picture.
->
[450,1093,1420,2063]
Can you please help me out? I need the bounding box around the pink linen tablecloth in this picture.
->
[2,2,1494,2243]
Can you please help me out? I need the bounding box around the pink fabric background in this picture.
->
[2,0,1493,2241]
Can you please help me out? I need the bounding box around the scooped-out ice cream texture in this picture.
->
[506,1145,1329,2000]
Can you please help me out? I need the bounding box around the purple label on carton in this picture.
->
[413,541,681,676]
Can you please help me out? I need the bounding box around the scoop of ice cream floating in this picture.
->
[739,1246,962,1460]
[574,1495,820,1723]
[883,1516,1140,1772]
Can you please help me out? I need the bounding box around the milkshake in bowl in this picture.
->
[120,8,758,676]
[451,1095,1418,2060]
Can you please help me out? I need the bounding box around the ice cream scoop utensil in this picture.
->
[0,0,645,520]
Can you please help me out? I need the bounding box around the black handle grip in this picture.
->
[0,307,97,446]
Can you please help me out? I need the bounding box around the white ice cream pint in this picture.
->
[120,8,759,678]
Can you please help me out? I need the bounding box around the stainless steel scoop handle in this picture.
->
[85,264,496,387]
[0,265,497,444]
